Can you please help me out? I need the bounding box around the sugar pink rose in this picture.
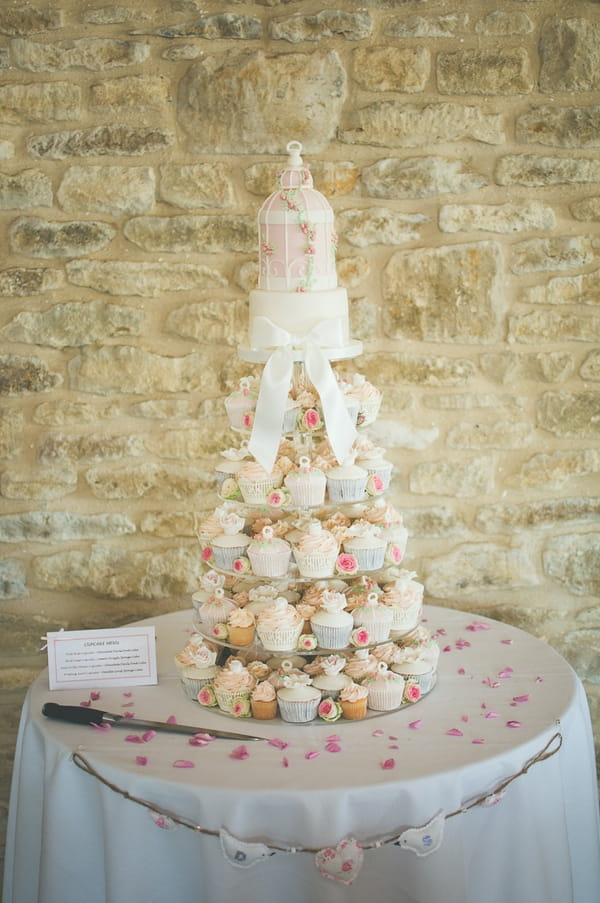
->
[302,408,322,431]
[336,553,358,575]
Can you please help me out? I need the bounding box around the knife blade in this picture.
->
[42,702,268,741]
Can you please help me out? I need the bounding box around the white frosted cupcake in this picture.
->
[215,442,250,489]
[381,570,424,636]
[391,650,436,696]
[210,512,250,570]
[224,377,258,430]
[237,460,283,505]
[326,459,368,503]
[343,529,387,572]
[277,679,321,723]
[247,526,292,578]
[356,447,393,492]
[174,637,219,698]
[256,597,303,652]
[311,655,353,700]
[349,374,382,426]
[364,661,405,711]
[352,591,393,643]
[293,521,339,579]
[309,591,353,649]
[197,587,236,630]
[213,658,256,714]
[191,569,225,613]
[284,456,327,507]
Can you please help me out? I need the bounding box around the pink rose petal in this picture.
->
[461,715,469,723]
[166,715,177,724]
[123,711,135,719]
[513,694,529,703]
[445,728,463,737]
[125,734,144,743]
[326,734,341,743]
[466,621,491,632]
[173,759,195,768]
[188,736,211,747]
[90,691,101,700]
[506,720,521,728]
[268,738,289,750]
[325,742,342,753]
[80,700,91,707]
[123,692,133,698]
[305,750,320,759]
[485,711,499,719]
[442,645,452,653]
[458,668,466,675]
[498,667,513,679]
[501,639,513,645]
[371,729,384,737]
[472,738,486,744]
[142,730,156,742]
[91,722,111,731]
[408,720,422,730]
[381,758,395,770]
[135,755,148,765]
[535,676,544,683]
[230,745,250,760]
[282,757,289,768]
[455,638,471,649]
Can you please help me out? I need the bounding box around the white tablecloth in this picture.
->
[3,606,600,903]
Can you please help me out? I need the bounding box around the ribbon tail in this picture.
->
[248,347,293,473]
[304,343,356,465]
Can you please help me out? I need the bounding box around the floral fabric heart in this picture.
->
[315,836,364,885]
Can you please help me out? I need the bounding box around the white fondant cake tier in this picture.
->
[248,287,350,350]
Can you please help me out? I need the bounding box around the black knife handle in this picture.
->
[43,702,105,726]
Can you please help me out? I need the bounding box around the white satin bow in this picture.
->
[248,316,357,473]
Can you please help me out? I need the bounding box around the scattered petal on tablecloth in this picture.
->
[396,811,446,857]
[220,828,275,868]
[148,810,176,830]
[315,837,364,885]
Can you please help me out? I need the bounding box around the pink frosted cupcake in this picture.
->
[237,460,283,505]
[251,681,278,719]
[293,521,339,579]
[174,637,219,698]
[348,373,382,426]
[256,597,303,652]
[381,569,424,636]
[284,455,327,507]
[340,682,369,719]
[213,659,256,714]
[364,661,405,711]
[247,525,291,578]
[352,591,393,643]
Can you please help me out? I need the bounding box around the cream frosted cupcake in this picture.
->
[352,591,393,643]
[326,459,368,503]
[364,500,408,553]
[340,682,369,719]
[311,655,353,700]
[284,456,327,507]
[215,442,250,489]
[309,590,353,649]
[381,569,424,636]
[349,373,382,426]
[191,569,225,614]
[277,679,321,723]
[237,460,283,505]
[256,596,303,652]
[210,512,250,571]
[226,607,256,646]
[247,525,291,578]
[343,527,387,572]
[356,446,393,492]
[343,648,379,682]
[293,521,339,578]
[224,377,258,430]
[213,659,256,714]
[197,587,236,631]
[250,681,278,719]
[391,644,437,695]
[364,661,405,711]
[174,637,219,698]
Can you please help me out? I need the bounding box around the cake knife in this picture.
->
[42,702,268,741]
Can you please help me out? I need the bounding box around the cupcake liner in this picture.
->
[227,626,255,646]
[256,623,304,652]
[388,603,422,635]
[311,623,353,650]
[391,667,436,695]
[238,476,281,505]
[341,699,367,720]
[277,697,320,723]
[214,686,252,714]
[326,478,367,503]
[293,550,337,579]
[251,699,278,720]
[361,462,393,490]
[353,620,391,643]
[180,675,214,699]
[212,546,249,571]
[247,548,291,578]
[366,682,405,711]
[349,546,386,572]
[286,480,326,508]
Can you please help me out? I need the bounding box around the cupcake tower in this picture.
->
[178,142,438,723]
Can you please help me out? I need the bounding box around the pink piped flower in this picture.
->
[302,408,322,431]
[242,411,254,429]
[267,489,287,508]
[404,681,421,703]
[336,553,359,576]
[201,546,213,562]
[232,556,250,574]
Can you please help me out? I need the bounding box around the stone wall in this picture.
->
[1,0,599,871]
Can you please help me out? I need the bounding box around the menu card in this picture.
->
[46,626,157,690]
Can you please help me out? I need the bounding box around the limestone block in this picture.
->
[479,351,574,384]
[447,421,533,449]
[0,7,62,35]
[403,506,468,538]
[2,300,145,348]
[439,201,555,233]
[85,462,213,500]
[385,13,468,38]
[270,9,372,42]
[361,351,475,387]
[145,428,233,460]
[351,46,428,92]
[538,391,600,438]
[338,255,370,288]
[349,297,376,342]
[58,166,155,215]
[0,560,26,600]
[162,45,200,62]
[0,512,136,543]
[383,242,504,343]
[581,350,600,381]
[0,267,64,295]
[363,156,487,200]
[339,101,504,146]
[0,82,80,124]
[33,400,121,426]
[89,75,170,112]
[177,50,345,153]
[83,7,151,25]
[525,271,600,305]
[0,169,52,209]
[9,216,116,259]
[244,160,359,198]
[424,543,538,598]
[475,11,533,35]
[496,154,600,186]
[27,125,175,159]
[571,197,600,222]
[0,354,62,396]
[124,214,255,254]
[557,630,600,683]
[11,37,150,71]
[66,259,226,296]
[69,346,221,396]
[437,48,533,95]
[367,420,438,451]
[0,408,24,458]
[337,207,426,246]
[166,299,248,345]
[424,393,527,411]
[540,17,600,92]
[410,456,495,497]
[1,467,77,500]
[38,433,145,464]
[0,139,14,157]
[32,543,205,598]
[544,533,600,596]
[508,310,600,343]
[476,498,600,533]
[140,512,199,538]
[129,400,194,420]
[133,13,262,39]
[509,449,600,490]
[516,105,600,148]
[511,236,594,274]
[159,163,235,209]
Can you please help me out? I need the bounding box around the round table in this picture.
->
[3,605,600,903]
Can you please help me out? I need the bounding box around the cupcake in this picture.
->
[311,655,353,700]
[352,591,393,643]
[293,521,339,579]
[326,459,368,503]
[309,591,353,649]
[391,645,437,695]
[348,374,382,426]
[282,398,302,433]
[277,679,321,723]
[191,569,225,613]
[224,377,258,430]
[215,442,250,489]
[381,570,424,636]
[256,597,303,652]
[284,456,327,507]
[174,637,219,698]
[343,528,387,572]
[247,526,291,578]
[210,512,250,571]
[340,682,369,720]
[227,607,256,646]
[250,681,278,719]
[343,648,379,682]
[356,446,393,492]
[364,661,405,711]
[197,587,236,631]
[237,460,283,505]
[213,659,256,714]
[268,658,310,689]
[364,500,408,552]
